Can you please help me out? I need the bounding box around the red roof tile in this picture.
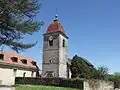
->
[0,51,37,69]
[47,21,64,33]
[46,15,64,33]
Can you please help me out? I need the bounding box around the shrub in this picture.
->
[15,77,83,89]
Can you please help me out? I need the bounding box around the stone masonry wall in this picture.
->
[84,79,114,90]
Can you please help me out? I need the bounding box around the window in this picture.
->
[13,69,17,77]
[63,39,65,47]
[49,40,53,46]
[21,59,27,64]
[0,54,4,60]
[45,71,54,77]
[31,71,34,77]
[50,60,52,63]
[31,61,36,66]
[11,57,18,63]
[0,80,2,84]
[23,72,26,77]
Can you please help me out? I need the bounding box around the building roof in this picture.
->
[46,15,64,33]
[0,51,37,70]
[78,56,94,67]
[67,58,71,65]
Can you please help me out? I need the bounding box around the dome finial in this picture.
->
[54,8,59,22]
[54,14,58,21]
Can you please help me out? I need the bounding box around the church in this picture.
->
[42,15,71,78]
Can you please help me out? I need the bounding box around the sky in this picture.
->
[4,0,120,73]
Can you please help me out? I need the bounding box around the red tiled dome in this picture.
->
[46,15,64,33]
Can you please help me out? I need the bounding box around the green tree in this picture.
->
[0,0,43,52]
[70,55,95,79]
[114,72,120,76]
[70,55,109,80]
[108,72,120,88]
[94,66,108,80]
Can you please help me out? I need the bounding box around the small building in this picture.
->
[0,51,38,85]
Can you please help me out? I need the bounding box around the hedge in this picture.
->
[15,77,84,89]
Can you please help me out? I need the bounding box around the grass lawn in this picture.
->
[15,85,78,90]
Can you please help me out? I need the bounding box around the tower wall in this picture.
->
[58,34,68,78]
[42,33,59,77]
[42,33,68,78]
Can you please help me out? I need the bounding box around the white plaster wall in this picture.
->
[0,68,14,85]
[16,69,36,77]
[59,34,68,64]
[69,69,72,78]
[0,67,36,85]
[59,64,67,78]
[59,34,68,78]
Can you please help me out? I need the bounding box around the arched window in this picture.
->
[45,71,54,77]
[23,72,26,77]
[31,71,34,77]
[63,39,65,47]
[0,54,4,60]
[49,60,52,63]
[13,69,17,77]
[49,40,53,46]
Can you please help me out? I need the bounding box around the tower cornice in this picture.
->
[43,31,69,39]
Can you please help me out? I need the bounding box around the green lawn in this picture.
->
[15,85,78,90]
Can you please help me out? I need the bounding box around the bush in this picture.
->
[15,77,83,89]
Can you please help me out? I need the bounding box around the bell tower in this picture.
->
[42,15,68,78]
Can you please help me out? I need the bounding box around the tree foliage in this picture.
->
[70,55,95,79]
[94,66,108,80]
[0,0,43,52]
[70,55,108,80]
[108,72,120,88]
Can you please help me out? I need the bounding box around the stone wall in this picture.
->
[42,33,68,78]
[84,79,114,90]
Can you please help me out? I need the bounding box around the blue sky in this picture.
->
[4,0,120,73]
